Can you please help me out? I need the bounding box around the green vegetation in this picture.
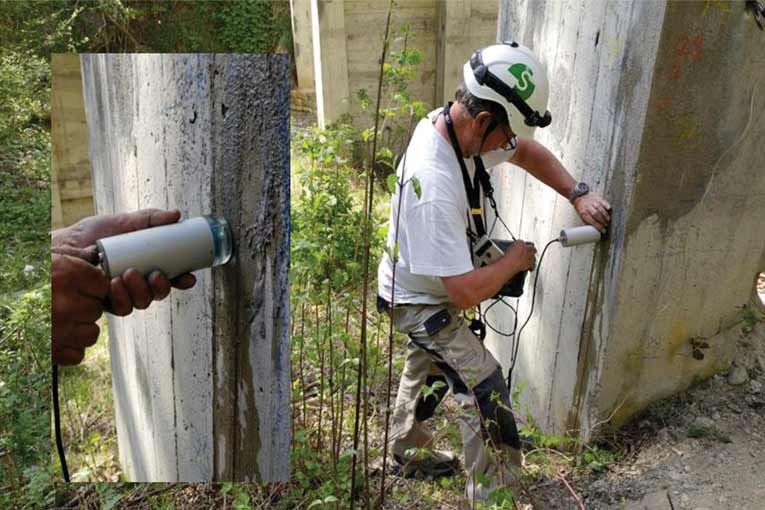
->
[0,1,291,54]
[0,5,56,506]
[287,18,429,509]
[740,302,765,330]
[57,322,122,483]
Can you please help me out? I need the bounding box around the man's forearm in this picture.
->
[511,138,577,199]
[441,256,521,310]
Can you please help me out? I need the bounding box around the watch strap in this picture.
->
[569,182,590,204]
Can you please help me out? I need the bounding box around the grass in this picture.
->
[57,318,122,482]
[740,302,765,330]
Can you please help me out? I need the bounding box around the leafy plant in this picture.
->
[484,485,516,509]
[580,445,622,473]
[215,0,292,53]
[739,302,765,330]
[356,22,428,182]
[420,379,447,403]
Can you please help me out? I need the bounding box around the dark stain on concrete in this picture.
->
[211,54,291,482]
[83,53,290,482]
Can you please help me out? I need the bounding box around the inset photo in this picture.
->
[50,53,290,483]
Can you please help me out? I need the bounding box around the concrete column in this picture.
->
[290,0,315,92]
[80,54,291,482]
[436,0,499,105]
[311,0,350,127]
[492,0,765,440]
[51,159,64,230]
[51,54,94,228]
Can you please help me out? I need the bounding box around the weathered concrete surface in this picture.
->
[436,0,501,106]
[80,54,290,482]
[296,0,498,126]
[588,0,765,436]
[51,54,94,229]
[489,1,764,440]
[291,0,315,91]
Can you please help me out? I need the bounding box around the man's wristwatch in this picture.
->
[569,182,590,204]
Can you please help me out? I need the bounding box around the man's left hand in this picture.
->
[573,193,611,233]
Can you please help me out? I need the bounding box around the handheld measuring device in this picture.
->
[474,225,604,298]
[54,213,234,483]
[96,215,233,279]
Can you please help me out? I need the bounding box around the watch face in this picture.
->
[576,182,589,195]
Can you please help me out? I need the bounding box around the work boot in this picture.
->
[465,446,522,508]
[391,448,461,479]
[370,449,461,479]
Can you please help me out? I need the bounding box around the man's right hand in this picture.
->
[505,240,537,272]
[51,208,197,365]
[51,253,110,365]
[442,239,539,310]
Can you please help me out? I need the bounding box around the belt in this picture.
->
[378,295,486,340]
[376,295,391,313]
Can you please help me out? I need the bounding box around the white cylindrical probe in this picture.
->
[96,215,233,279]
[559,225,603,247]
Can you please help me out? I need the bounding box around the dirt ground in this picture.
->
[527,298,765,510]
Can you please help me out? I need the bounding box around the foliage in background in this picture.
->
[0,286,53,508]
[0,0,292,54]
[215,0,292,53]
[289,121,387,508]
[0,4,57,506]
[57,323,122,483]
[291,124,373,296]
[355,22,427,180]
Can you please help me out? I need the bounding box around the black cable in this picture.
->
[506,238,560,387]
[485,193,516,242]
[52,364,70,483]
[473,170,558,387]
[493,213,517,242]
[483,296,518,337]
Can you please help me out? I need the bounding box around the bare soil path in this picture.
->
[529,313,765,510]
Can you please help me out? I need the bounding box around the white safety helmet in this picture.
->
[463,41,551,139]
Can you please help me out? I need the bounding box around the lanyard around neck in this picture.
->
[442,102,494,238]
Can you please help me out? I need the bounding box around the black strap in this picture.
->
[442,102,496,239]
[469,50,552,129]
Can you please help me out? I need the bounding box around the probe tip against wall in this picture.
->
[559,225,604,247]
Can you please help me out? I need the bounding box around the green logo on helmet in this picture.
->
[508,63,535,101]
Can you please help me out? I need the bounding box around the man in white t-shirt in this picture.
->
[376,42,611,504]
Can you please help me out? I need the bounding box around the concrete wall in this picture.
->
[296,0,498,127]
[589,0,765,434]
[51,54,95,229]
[80,54,291,482]
[489,0,765,439]
[437,1,502,106]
